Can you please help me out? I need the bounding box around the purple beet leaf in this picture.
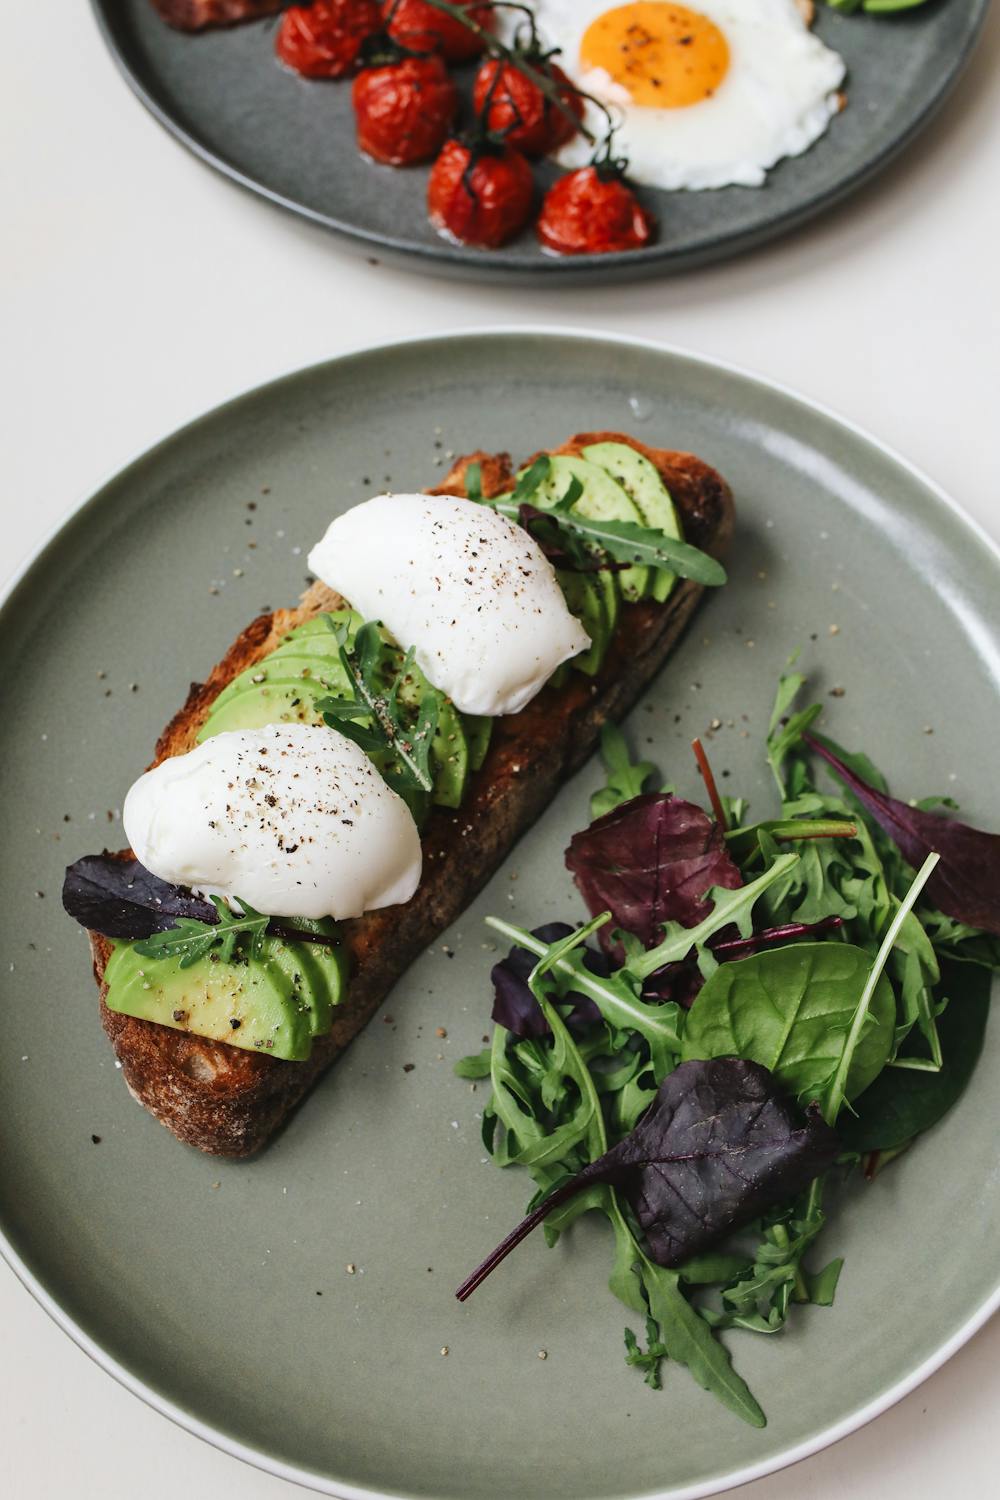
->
[492,923,605,1039]
[565,793,742,955]
[456,1057,840,1299]
[806,733,1000,936]
[62,854,217,940]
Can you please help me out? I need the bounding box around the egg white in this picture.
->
[505,0,846,191]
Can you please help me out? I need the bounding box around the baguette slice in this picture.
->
[91,433,734,1156]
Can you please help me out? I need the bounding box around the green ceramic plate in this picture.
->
[89,0,990,284]
[1,331,998,1499]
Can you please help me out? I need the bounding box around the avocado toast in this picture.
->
[82,432,734,1156]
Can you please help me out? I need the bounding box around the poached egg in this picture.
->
[123,722,422,920]
[308,492,591,716]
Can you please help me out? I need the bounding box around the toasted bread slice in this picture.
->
[91,433,733,1156]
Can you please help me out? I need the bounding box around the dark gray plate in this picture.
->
[90,1,989,283]
[2,331,999,1499]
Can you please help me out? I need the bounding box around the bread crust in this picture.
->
[92,433,734,1155]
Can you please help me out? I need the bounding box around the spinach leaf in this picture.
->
[839,960,992,1153]
[681,942,896,1105]
[566,792,743,953]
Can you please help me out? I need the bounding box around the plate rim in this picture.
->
[87,0,992,282]
[3,325,999,1500]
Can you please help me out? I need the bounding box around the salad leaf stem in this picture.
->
[823,853,940,1124]
[692,737,727,830]
[724,819,857,862]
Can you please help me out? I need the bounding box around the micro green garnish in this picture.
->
[133,895,269,969]
[473,454,726,587]
[317,618,439,816]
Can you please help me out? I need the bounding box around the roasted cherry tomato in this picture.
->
[536,166,655,256]
[353,54,458,166]
[472,57,583,158]
[276,0,382,79]
[383,0,494,64]
[428,138,534,249]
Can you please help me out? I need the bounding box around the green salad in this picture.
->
[454,664,1000,1426]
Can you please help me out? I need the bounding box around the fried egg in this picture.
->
[508,0,846,190]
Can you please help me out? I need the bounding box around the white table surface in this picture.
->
[3,4,1000,1497]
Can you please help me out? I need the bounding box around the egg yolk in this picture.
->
[580,3,730,109]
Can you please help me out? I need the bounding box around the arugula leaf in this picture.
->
[624,854,801,982]
[317,619,440,819]
[710,1185,834,1334]
[483,456,727,588]
[590,723,657,820]
[681,942,896,1105]
[133,895,269,969]
[464,460,483,503]
[462,932,767,1426]
[489,922,604,1039]
[766,668,822,795]
[485,914,682,1080]
[624,1319,670,1389]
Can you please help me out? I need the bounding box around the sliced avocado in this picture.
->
[104,941,313,1061]
[207,654,351,714]
[197,675,329,741]
[465,715,493,772]
[197,606,473,809]
[555,568,610,677]
[520,454,650,603]
[390,653,470,809]
[269,609,362,657]
[267,920,348,1037]
[430,700,470,808]
[582,441,682,604]
[262,930,345,1040]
